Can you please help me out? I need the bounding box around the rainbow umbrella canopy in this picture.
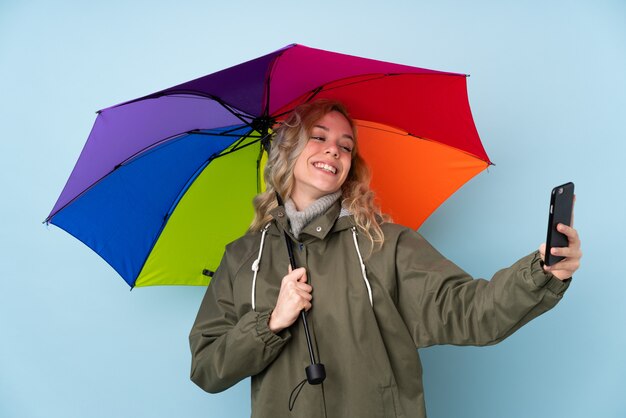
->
[46,44,491,288]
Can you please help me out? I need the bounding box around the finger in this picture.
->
[550,266,578,277]
[303,301,312,312]
[295,289,313,301]
[538,243,546,257]
[295,282,313,293]
[557,224,580,244]
[284,267,306,282]
[285,281,312,297]
[296,269,308,283]
[287,293,312,312]
[546,257,580,273]
[292,267,306,276]
[551,246,582,259]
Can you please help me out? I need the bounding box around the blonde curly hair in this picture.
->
[250,99,387,250]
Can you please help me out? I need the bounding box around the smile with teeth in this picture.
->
[313,162,337,174]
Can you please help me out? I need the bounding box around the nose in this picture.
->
[324,143,339,158]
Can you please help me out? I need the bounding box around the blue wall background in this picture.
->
[1,1,624,417]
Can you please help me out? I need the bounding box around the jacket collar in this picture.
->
[269,201,354,242]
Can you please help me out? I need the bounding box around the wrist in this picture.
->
[268,311,284,334]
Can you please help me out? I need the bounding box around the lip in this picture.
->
[311,160,339,175]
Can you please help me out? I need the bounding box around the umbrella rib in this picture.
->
[262,46,290,117]
[309,74,390,97]
[133,131,267,280]
[269,87,323,121]
[191,131,263,138]
[210,96,258,127]
[221,131,256,154]
[45,127,254,223]
[310,72,466,96]
[405,132,493,165]
[44,130,193,223]
[166,91,258,128]
[161,129,268,223]
[156,132,267,238]
[117,127,247,168]
[190,122,264,138]
[136,155,220,286]
[403,133,494,165]
[256,144,264,194]
[270,72,468,120]
[355,121,493,165]
[214,132,269,159]
[272,74,391,118]
[104,90,258,130]
[220,124,259,136]
[133,129,270,282]
[103,90,254,123]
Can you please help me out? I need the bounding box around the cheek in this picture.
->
[293,158,305,180]
[343,157,352,176]
[293,151,311,178]
[338,161,352,186]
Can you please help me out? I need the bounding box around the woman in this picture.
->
[189,100,582,418]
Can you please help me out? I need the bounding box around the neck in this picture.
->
[291,196,314,212]
[284,191,342,239]
[290,187,343,211]
[290,191,317,211]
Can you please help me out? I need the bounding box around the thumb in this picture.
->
[295,267,308,283]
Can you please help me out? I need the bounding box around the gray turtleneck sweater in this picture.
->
[284,191,345,239]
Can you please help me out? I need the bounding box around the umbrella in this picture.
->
[46,43,491,289]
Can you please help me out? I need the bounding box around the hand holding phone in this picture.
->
[544,182,575,266]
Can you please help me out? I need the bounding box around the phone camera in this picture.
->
[558,187,563,194]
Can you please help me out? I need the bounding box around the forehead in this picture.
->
[312,111,354,140]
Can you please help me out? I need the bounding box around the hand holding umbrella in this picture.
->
[268,267,313,333]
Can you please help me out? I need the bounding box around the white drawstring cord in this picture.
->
[252,224,372,309]
[351,227,373,307]
[251,224,271,311]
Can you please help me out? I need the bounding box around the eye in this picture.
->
[310,136,325,142]
[340,141,353,153]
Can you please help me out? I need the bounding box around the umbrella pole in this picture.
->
[275,192,326,385]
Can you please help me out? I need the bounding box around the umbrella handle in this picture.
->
[276,193,326,385]
[283,229,326,385]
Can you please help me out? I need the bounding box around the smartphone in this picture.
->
[545,182,575,266]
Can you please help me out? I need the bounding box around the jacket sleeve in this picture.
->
[189,248,291,393]
[394,230,570,348]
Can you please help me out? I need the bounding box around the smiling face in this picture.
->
[291,111,355,210]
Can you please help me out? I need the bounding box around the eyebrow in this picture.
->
[313,124,354,142]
